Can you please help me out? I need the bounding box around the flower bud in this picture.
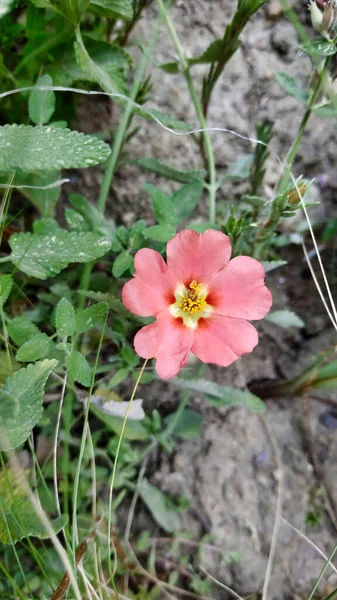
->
[308,0,323,32]
[322,1,337,37]
[288,182,307,206]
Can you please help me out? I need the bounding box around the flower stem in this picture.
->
[156,0,217,224]
[278,55,331,194]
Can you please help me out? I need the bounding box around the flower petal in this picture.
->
[192,314,259,367]
[134,311,194,380]
[208,256,272,320]
[166,229,231,283]
[122,249,177,317]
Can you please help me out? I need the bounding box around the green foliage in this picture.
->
[0,274,12,306]
[139,478,182,533]
[265,309,305,328]
[55,297,76,339]
[274,72,308,104]
[173,379,265,412]
[28,74,56,125]
[9,230,111,279]
[301,38,337,56]
[65,350,92,386]
[16,333,54,361]
[0,125,111,171]
[7,316,40,346]
[89,0,133,20]
[0,360,57,450]
[75,302,108,333]
[138,158,206,184]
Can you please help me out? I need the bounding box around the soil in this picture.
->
[69,1,337,598]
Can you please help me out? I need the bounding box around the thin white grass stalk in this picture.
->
[282,518,337,575]
[107,359,148,581]
[302,241,337,330]
[86,423,104,600]
[199,566,244,600]
[5,451,82,600]
[53,373,68,517]
[290,173,337,328]
[261,415,284,600]
[306,542,337,600]
[0,178,69,189]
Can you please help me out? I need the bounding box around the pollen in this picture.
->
[178,280,207,313]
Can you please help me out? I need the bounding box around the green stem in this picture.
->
[278,55,331,194]
[156,0,217,224]
[306,542,337,600]
[14,26,73,76]
[97,27,160,213]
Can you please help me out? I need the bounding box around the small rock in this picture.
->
[266,0,283,19]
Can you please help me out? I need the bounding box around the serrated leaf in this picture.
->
[112,252,134,277]
[0,360,57,450]
[137,158,206,184]
[89,0,133,20]
[0,274,12,306]
[56,297,76,338]
[139,478,181,533]
[0,470,67,544]
[0,124,111,171]
[172,181,203,224]
[7,316,40,346]
[16,333,53,362]
[301,38,337,56]
[28,74,56,125]
[65,350,92,386]
[274,72,308,103]
[9,230,111,279]
[144,183,175,225]
[145,225,176,242]
[75,302,108,334]
[265,310,305,328]
[172,378,265,412]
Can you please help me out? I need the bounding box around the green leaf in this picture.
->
[164,409,203,439]
[109,367,130,387]
[49,0,90,24]
[0,470,67,544]
[56,297,76,338]
[172,378,265,412]
[144,183,175,225]
[69,193,106,230]
[274,72,308,103]
[265,309,305,328]
[65,208,90,232]
[0,274,12,306]
[137,158,206,184]
[89,0,133,20]
[65,350,92,386]
[262,260,287,273]
[28,74,56,125]
[7,316,40,346]
[161,39,224,73]
[6,169,62,217]
[301,39,337,56]
[90,402,149,440]
[145,225,176,242]
[322,217,337,243]
[9,230,111,279]
[0,352,19,386]
[0,124,111,171]
[0,360,57,450]
[186,223,219,233]
[16,333,53,362]
[112,251,134,277]
[75,34,126,94]
[313,104,337,117]
[75,302,108,334]
[139,478,181,533]
[172,181,203,224]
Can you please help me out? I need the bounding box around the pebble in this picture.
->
[266,0,283,19]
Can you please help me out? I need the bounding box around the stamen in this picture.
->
[178,280,207,313]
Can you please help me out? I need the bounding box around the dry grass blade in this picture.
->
[51,530,96,600]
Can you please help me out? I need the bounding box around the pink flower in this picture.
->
[122,229,272,380]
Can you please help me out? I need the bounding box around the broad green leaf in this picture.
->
[75,302,108,334]
[56,297,76,338]
[69,193,106,230]
[4,169,62,217]
[265,309,305,328]
[7,316,40,346]
[313,104,337,117]
[322,217,337,243]
[310,360,337,389]
[9,230,111,279]
[0,274,12,306]
[139,478,181,533]
[65,350,92,386]
[145,225,176,242]
[0,470,68,544]
[164,409,203,440]
[112,252,134,277]
[274,72,308,103]
[172,378,265,412]
[89,0,133,20]
[16,333,53,362]
[65,208,89,232]
[109,367,130,387]
[0,359,57,450]
[75,35,126,94]
[172,181,203,224]
[28,74,56,125]
[0,352,19,385]
[0,124,111,171]
[137,158,206,184]
[262,260,287,273]
[144,183,175,225]
[301,39,337,56]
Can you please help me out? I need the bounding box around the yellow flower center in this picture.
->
[178,280,207,314]
[169,280,213,329]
